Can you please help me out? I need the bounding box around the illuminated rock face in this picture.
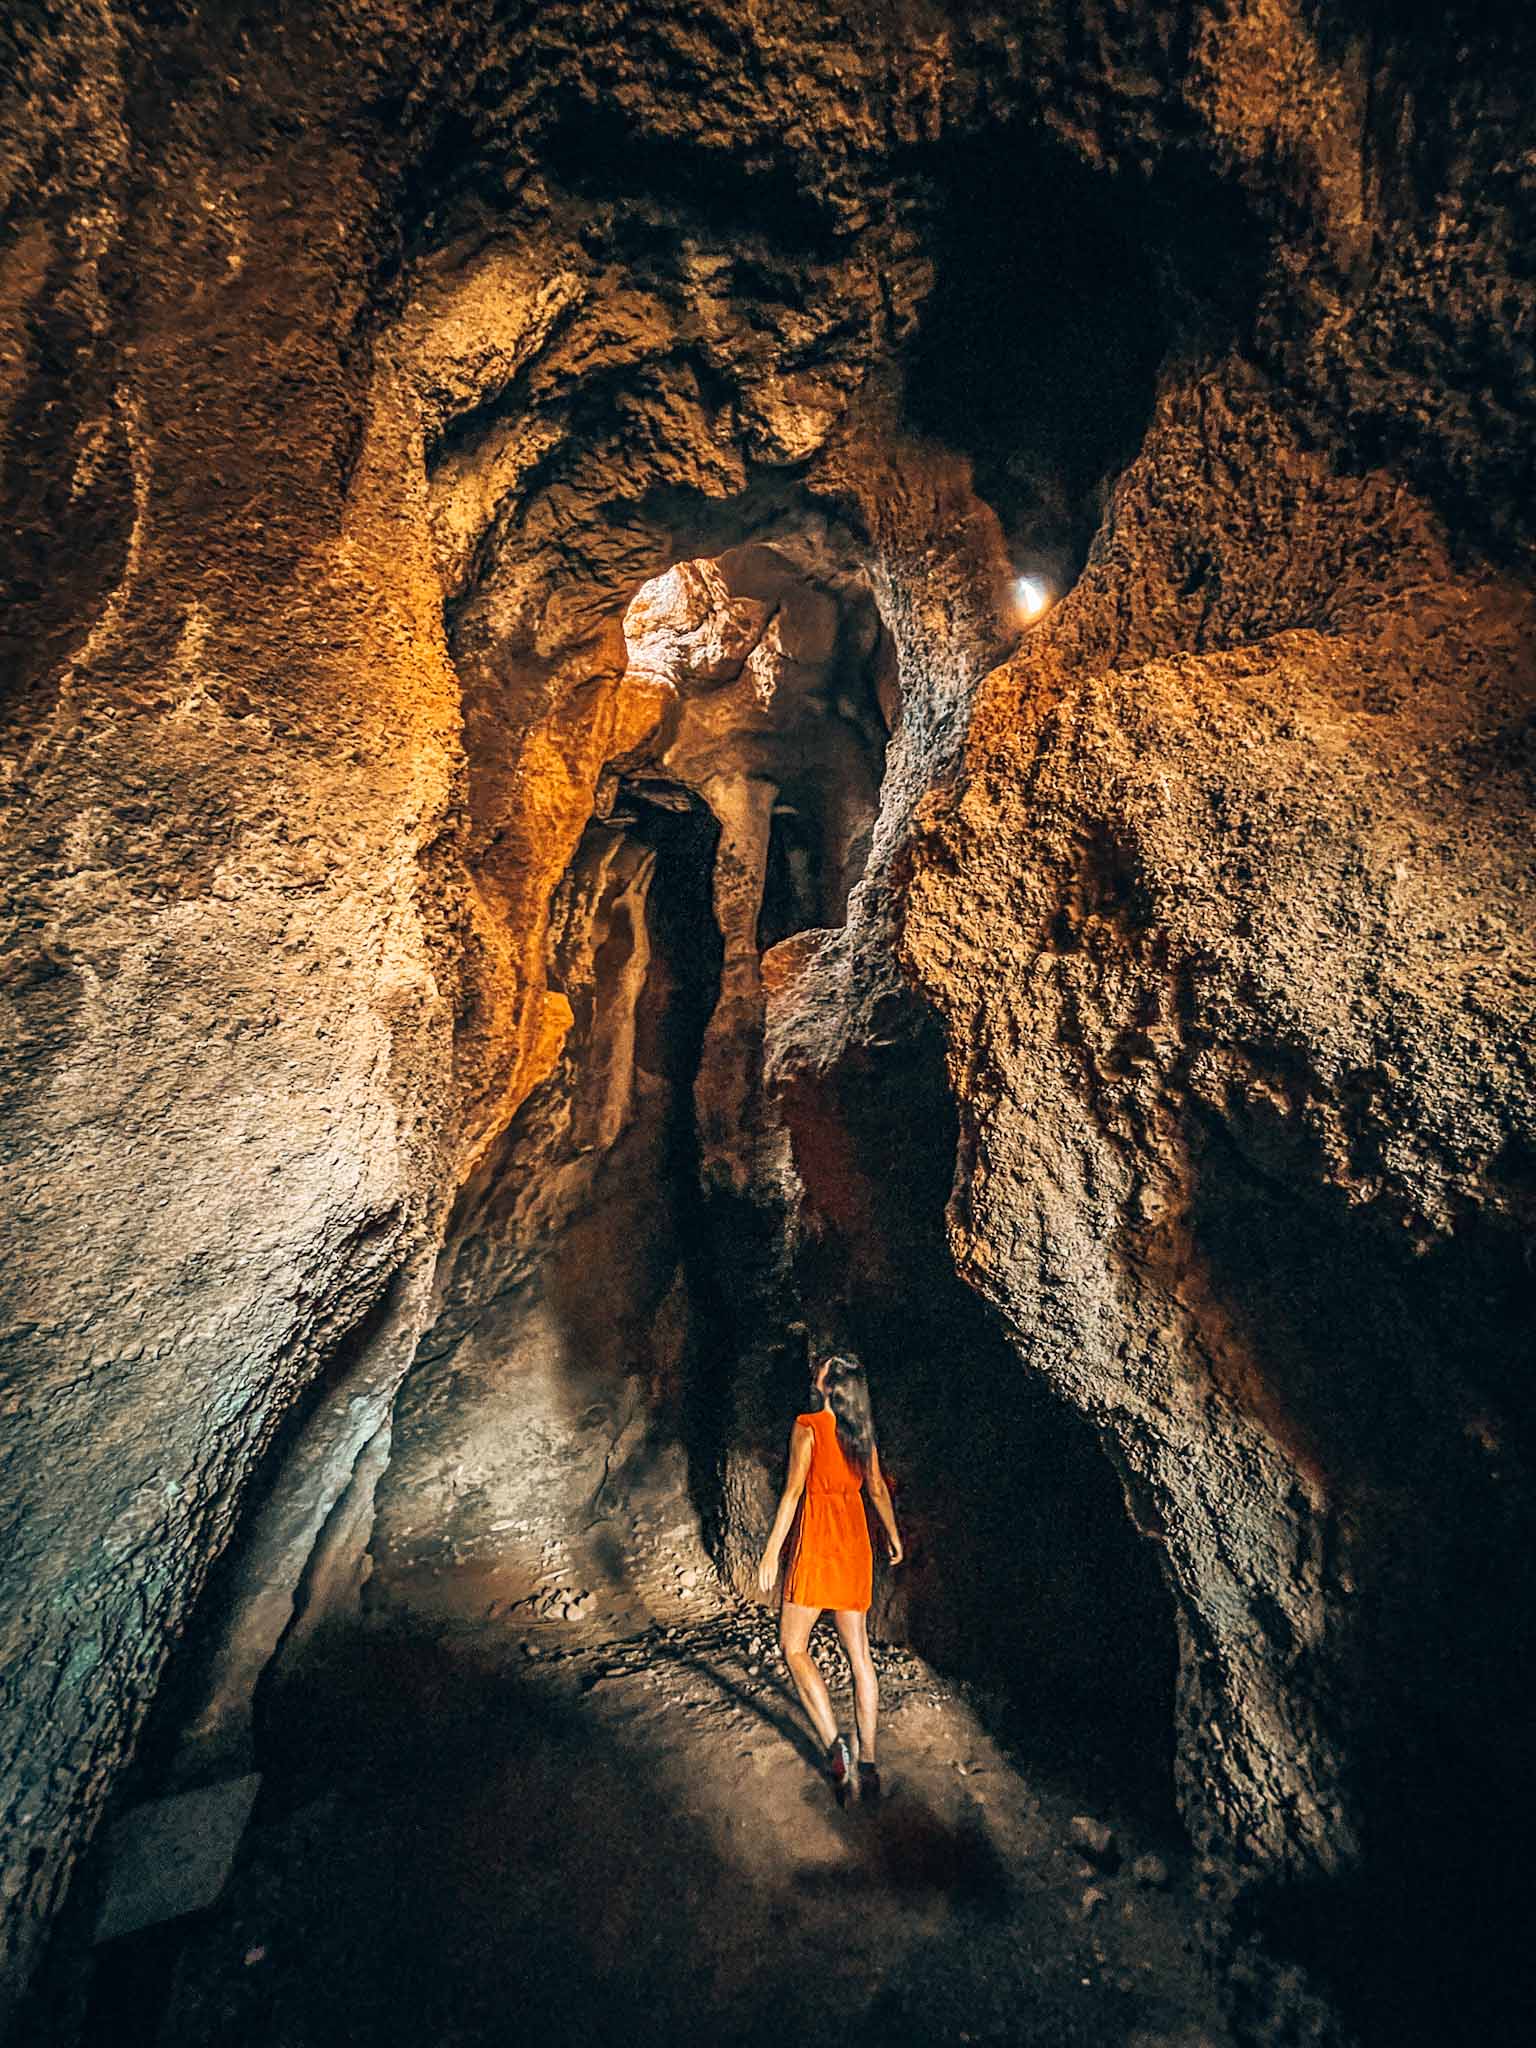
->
[373,542,892,1629]
[3,5,1535,2043]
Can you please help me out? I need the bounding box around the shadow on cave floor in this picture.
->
[104,1601,1230,2048]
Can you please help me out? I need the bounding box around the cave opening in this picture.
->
[904,121,1273,587]
[757,803,814,951]
[368,538,896,1634]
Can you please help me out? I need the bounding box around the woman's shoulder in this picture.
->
[794,1409,826,1427]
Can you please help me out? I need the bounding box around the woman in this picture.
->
[756,1351,904,1804]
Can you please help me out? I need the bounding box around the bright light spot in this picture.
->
[1014,574,1052,622]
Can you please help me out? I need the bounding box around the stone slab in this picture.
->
[93,1774,262,1943]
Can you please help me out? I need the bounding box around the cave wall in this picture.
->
[0,6,477,2011]
[889,18,1535,2036]
[4,4,1536,2042]
[895,361,1536,2042]
[371,799,725,1633]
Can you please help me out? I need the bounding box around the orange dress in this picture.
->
[782,1409,873,1612]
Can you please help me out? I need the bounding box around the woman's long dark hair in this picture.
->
[812,1352,876,1474]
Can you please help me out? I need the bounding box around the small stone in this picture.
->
[1079,1886,1107,1919]
[243,1945,267,1967]
[1131,1851,1170,1888]
[1069,1814,1118,1866]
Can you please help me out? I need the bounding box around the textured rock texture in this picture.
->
[2,7,470,2019]
[3,5,1535,2045]
[899,377,1536,2042]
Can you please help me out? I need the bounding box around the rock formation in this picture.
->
[2,4,1533,2044]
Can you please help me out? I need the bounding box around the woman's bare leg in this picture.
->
[833,1608,879,1763]
[779,1600,838,1749]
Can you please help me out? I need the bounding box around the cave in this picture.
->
[3,6,1535,2047]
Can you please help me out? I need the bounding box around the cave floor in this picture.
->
[139,1591,1230,2048]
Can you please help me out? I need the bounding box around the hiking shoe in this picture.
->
[826,1735,853,1806]
[858,1762,881,1807]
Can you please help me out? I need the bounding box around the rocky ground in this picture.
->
[92,1548,1229,2048]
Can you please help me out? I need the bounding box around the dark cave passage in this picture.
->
[778,1006,1180,1824]
[903,122,1271,591]
[365,537,1181,1829]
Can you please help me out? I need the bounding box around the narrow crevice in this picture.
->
[778,1000,1182,1829]
[902,122,1271,586]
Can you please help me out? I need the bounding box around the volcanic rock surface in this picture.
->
[3,5,1534,2047]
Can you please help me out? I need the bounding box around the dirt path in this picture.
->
[135,1584,1230,2048]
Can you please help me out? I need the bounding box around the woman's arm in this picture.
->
[756,1422,814,1594]
[865,1443,904,1565]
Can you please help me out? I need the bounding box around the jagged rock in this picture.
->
[1071,1816,1121,1869]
